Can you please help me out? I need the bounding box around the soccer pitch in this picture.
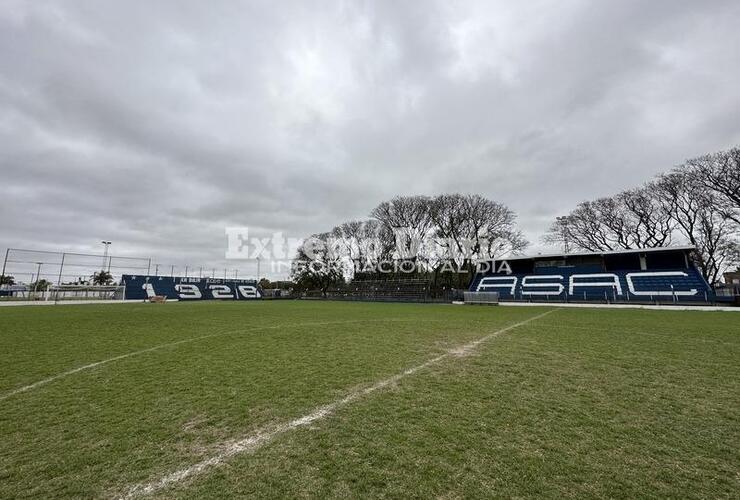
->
[0,302,737,498]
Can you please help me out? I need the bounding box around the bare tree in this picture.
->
[618,185,674,247]
[331,219,397,278]
[686,147,740,225]
[545,186,673,252]
[429,194,469,266]
[463,194,528,261]
[431,194,527,268]
[371,195,435,266]
[294,193,528,290]
[655,170,738,285]
[331,220,363,265]
[545,199,624,252]
[358,219,395,269]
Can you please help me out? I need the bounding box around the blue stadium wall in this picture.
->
[121,275,262,300]
[468,248,719,303]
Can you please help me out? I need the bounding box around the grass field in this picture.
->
[0,301,738,499]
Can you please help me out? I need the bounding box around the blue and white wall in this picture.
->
[469,266,713,302]
[121,275,262,301]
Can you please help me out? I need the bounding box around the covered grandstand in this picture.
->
[469,246,725,305]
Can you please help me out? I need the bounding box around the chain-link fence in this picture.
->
[0,248,150,288]
[0,248,254,301]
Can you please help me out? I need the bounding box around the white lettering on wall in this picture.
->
[568,273,623,296]
[477,276,518,295]
[175,284,202,299]
[521,275,564,296]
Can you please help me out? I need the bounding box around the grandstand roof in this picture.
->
[496,245,696,262]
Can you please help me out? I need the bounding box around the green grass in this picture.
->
[0,301,737,499]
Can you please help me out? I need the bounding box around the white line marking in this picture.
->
[0,318,434,402]
[121,309,556,499]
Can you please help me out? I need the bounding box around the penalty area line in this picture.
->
[121,309,556,499]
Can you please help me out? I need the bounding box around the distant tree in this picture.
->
[0,275,15,286]
[294,193,527,290]
[93,270,113,285]
[30,279,52,291]
[258,278,272,289]
[291,232,345,297]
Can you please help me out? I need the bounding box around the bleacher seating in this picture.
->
[469,247,716,304]
[322,279,432,302]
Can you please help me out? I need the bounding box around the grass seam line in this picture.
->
[120,309,556,499]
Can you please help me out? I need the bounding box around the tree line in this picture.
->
[292,146,738,291]
[545,147,739,285]
[291,194,528,294]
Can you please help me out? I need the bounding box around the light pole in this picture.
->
[32,262,42,297]
[555,217,569,254]
[101,241,112,269]
[154,264,160,277]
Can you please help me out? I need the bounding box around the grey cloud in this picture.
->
[1,0,739,278]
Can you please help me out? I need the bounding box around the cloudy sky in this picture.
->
[1,0,739,278]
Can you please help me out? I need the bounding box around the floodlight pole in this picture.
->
[1,248,8,284]
[199,267,202,279]
[33,262,42,295]
[57,253,66,285]
[185,266,188,278]
[101,241,111,269]
[257,257,261,281]
[154,264,160,277]
[170,265,174,278]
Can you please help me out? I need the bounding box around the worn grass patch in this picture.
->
[0,301,737,498]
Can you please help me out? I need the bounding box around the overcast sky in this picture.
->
[1,0,739,278]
